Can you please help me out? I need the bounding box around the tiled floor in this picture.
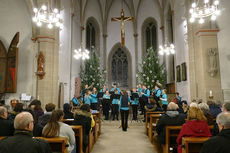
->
[91,120,157,153]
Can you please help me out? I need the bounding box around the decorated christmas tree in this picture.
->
[79,50,105,91]
[138,47,166,90]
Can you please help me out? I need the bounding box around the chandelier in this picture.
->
[159,44,175,55]
[32,2,63,29]
[189,0,221,24]
[73,48,90,60]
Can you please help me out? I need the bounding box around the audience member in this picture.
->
[200,112,230,153]
[23,108,42,137]
[8,103,24,120]
[156,102,186,145]
[198,103,214,125]
[207,100,221,118]
[63,103,74,119]
[222,102,230,112]
[38,103,56,126]
[30,100,44,123]
[43,110,75,153]
[0,106,14,136]
[176,107,211,153]
[0,112,52,153]
[73,104,92,153]
[189,102,198,108]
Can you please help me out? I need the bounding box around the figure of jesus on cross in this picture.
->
[111,9,134,46]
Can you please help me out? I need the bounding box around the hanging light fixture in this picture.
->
[159,43,176,55]
[189,0,221,24]
[73,45,90,60]
[32,0,63,29]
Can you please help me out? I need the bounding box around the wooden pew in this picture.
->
[1,136,68,153]
[92,111,101,135]
[163,125,214,153]
[93,115,99,142]
[148,114,162,141]
[145,111,164,135]
[35,137,68,153]
[182,137,210,153]
[163,126,182,153]
[71,125,83,153]
[62,119,74,125]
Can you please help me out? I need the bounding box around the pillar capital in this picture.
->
[195,29,219,37]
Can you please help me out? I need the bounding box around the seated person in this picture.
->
[63,103,74,119]
[43,110,75,153]
[0,112,52,153]
[198,102,214,125]
[73,104,92,153]
[176,107,212,153]
[222,102,230,113]
[8,103,24,120]
[156,102,186,145]
[29,99,44,123]
[200,112,230,153]
[0,106,14,136]
[38,103,56,126]
[207,100,222,118]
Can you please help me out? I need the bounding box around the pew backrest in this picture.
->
[165,126,182,153]
[182,137,210,153]
[35,137,68,153]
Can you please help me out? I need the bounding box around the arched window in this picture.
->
[142,18,158,56]
[111,48,128,87]
[86,22,96,50]
[146,22,157,51]
[85,17,100,53]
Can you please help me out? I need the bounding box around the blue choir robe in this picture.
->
[90,93,98,104]
[161,94,168,105]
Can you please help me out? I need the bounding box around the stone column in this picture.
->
[194,29,222,102]
[134,33,138,86]
[35,28,59,108]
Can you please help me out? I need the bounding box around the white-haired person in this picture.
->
[200,112,230,153]
[198,103,214,125]
[0,112,52,153]
[156,102,186,147]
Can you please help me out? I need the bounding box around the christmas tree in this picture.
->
[79,50,105,91]
[138,47,166,90]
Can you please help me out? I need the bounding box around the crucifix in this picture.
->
[111,9,134,46]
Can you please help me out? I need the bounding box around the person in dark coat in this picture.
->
[63,103,74,119]
[73,104,92,153]
[0,112,52,153]
[8,103,24,120]
[200,112,230,153]
[0,106,14,136]
[207,100,221,118]
[29,99,44,123]
[156,102,186,145]
[38,103,56,126]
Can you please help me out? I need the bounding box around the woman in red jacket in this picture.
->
[176,107,212,153]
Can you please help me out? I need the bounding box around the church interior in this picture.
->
[1,0,230,153]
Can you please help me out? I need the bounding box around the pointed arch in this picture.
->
[108,43,132,89]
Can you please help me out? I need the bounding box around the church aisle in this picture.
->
[91,121,157,153]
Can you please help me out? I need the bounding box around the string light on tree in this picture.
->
[189,0,221,24]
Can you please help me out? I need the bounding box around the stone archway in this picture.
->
[108,43,132,89]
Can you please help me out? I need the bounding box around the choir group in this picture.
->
[71,83,171,123]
